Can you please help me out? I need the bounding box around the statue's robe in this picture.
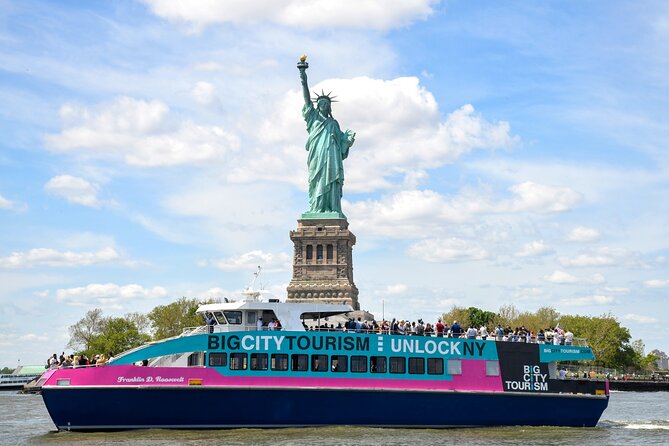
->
[302,103,351,214]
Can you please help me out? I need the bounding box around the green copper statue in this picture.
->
[298,55,355,219]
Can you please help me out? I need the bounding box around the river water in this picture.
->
[1,390,667,445]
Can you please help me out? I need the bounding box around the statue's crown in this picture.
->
[312,89,338,103]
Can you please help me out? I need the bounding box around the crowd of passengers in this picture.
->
[306,318,576,345]
[45,352,110,369]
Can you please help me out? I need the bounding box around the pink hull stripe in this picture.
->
[43,359,504,392]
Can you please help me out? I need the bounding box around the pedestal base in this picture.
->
[286,218,359,310]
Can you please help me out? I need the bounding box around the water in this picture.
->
[1,390,667,445]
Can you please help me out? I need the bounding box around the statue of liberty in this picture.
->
[297,55,355,219]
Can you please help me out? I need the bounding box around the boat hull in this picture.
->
[42,386,608,430]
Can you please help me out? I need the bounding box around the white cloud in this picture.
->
[44,96,240,167]
[407,238,488,263]
[559,295,614,306]
[55,283,168,307]
[44,175,101,207]
[566,226,601,242]
[191,81,215,105]
[644,279,669,288]
[232,77,516,193]
[0,247,121,268]
[382,284,408,295]
[346,181,580,238]
[542,270,605,284]
[515,240,553,257]
[141,0,437,31]
[506,182,581,213]
[558,247,646,268]
[203,250,291,272]
[0,193,13,210]
[622,313,658,324]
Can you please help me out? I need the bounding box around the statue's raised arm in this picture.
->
[297,54,311,107]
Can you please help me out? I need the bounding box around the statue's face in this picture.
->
[317,98,331,115]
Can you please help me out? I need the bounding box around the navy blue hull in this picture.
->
[42,387,608,430]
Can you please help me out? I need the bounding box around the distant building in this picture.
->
[651,349,668,370]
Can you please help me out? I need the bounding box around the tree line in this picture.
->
[66,297,206,358]
[441,304,657,372]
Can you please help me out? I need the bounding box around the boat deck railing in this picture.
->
[182,324,588,347]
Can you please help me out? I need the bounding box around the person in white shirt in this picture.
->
[564,330,574,346]
[256,317,264,331]
[479,326,488,340]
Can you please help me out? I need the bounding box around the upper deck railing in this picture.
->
[181,324,588,347]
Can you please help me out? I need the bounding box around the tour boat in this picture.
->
[39,291,609,430]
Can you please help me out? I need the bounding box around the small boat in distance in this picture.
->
[38,284,609,430]
[0,365,44,390]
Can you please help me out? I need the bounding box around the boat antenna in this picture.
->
[242,266,262,301]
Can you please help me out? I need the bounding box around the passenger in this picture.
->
[424,323,434,337]
[268,318,277,330]
[436,319,445,337]
[49,354,58,368]
[495,325,504,341]
[336,322,343,331]
[274,319,282,331]
[142,359,149,366]
[466,325,477,339]
[559,368,567,380]
[450,320,463,338]
[206,313,216,333]
[479,325,488,340]
[564,329,574,346]
[256,317,264,331]
[537,329,545,344]
[416,320,425,336]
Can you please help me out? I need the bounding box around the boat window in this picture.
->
[271,354,289,371]
[311,354,328,372]
[223,311,243,324]
[331,355,348,373]
[188,352,205,367]
[230,353,247,370]
[427,358,444,375]
[486,360,500,376]
[408,357,425,375]
[247,311,257,324]
[209,353,227,367]
[214,311,227,324]
[250,353,268,371]
[351,356,367,373]
[447,359,462,375]
[291,354,308,371]
[370,356,386,373]
[389,357,406,374]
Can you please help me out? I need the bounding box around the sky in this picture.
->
[1,0,668,368]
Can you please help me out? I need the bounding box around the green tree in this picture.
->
[558,313,633,369]
[148,297,203,340]
[88,317,150,357]
[467,307,496,328]
[0,367,14,374]
[440,306,471,329]
[67,308,105,352]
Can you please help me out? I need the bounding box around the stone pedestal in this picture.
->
[286,218,359,310]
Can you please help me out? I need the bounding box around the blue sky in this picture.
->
[1,0,668,368]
